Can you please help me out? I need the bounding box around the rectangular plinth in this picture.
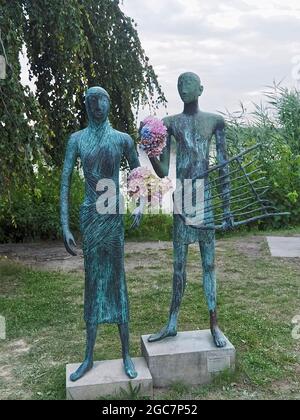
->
[141,330,235,388]
[66,357,153,400]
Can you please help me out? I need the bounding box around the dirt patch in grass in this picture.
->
[8,339,31,355]
[233,236,268,258]
[0,241,174,273]
[0,364,14,381]
[0,339,32,400]
[0,237,279,275]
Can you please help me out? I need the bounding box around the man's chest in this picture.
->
[174,129,213,160]
[172,118,215,154]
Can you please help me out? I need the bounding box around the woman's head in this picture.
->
[85,86,111,124]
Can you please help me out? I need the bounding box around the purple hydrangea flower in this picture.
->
[139,116,168,158]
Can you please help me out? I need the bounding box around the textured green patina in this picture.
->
[61,86,142,382]
[148,72,233,347]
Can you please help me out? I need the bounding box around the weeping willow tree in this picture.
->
[0,0,166,241]
[0,0,166,189]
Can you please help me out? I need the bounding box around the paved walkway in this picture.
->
[267,237,300,258]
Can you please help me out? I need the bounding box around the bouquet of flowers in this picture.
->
[139,116,168,158]
[128,167,173,204]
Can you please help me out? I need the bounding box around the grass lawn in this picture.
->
[0,232,299,400]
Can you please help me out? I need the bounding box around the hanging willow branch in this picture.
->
[0,0,167,188]
[0,29,10,67]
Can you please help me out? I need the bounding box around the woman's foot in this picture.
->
[70,358,93,382]
[124,356,138,379]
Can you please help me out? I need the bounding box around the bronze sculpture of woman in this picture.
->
[60,86,143,382]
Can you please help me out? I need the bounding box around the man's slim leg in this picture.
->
[199,239,227,348]
[148,241,188,343]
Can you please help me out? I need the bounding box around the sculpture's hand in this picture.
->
[222,212,234,231]
[130,206,143,230]
[63,230,77,256]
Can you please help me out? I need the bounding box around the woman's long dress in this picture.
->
[61,121,140,325]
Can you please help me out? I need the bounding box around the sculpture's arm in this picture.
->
[149,118,171,179]
[60,134,78,255]
[124,135,145,229]
[215,118,234,228]
[125,134,140,171]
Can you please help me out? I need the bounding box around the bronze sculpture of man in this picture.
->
[148,72,233,347]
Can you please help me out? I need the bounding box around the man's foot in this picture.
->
[148,325,177,343]
[210,310,227,348]
[124,356,138,379]
[211,326,227,348]
[70,359,93,382]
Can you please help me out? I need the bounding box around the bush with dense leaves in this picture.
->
[0,166,174,242]
[223,84,300,229]
[1,85,299,242]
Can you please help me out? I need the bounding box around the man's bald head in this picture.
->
[178,72,204,104]
[178,72,201,85]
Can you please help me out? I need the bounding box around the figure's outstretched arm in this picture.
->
[149,119,171,179]
[215,118,233,228]
[60,134,78,255]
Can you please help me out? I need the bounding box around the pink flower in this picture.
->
[139,116,168,158]
[128,166,173,202]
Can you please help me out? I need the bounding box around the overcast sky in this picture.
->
[19,0,300,118]
[121,0,300,117]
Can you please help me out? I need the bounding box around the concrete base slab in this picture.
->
[141,330,236,388]
[66,357,153,400]
[267,237,300,258]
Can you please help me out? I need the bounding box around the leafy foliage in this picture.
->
[0,1,49,192]
[0,0,166,239]
[118,383,142,400]
[0,167,84,242]
[222,83,300,228]
[0,163,174,242]
[1,83,299,241]
[22,0,166,167]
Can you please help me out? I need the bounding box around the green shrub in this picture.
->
[0,165,173,242]
[0,166,84,242]
[125,212,173,241]
[1,84,299,241]
[223,84,300,229]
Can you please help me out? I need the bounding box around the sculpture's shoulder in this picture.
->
[69,129,85,145]
[200,111,225,131]
[66,130,86,155]
[163,114,182,131]
[113,129,134,149]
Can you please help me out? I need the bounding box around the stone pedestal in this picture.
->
[141,330,235,388]
[267,236,300,258]
[66,357,153,400]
